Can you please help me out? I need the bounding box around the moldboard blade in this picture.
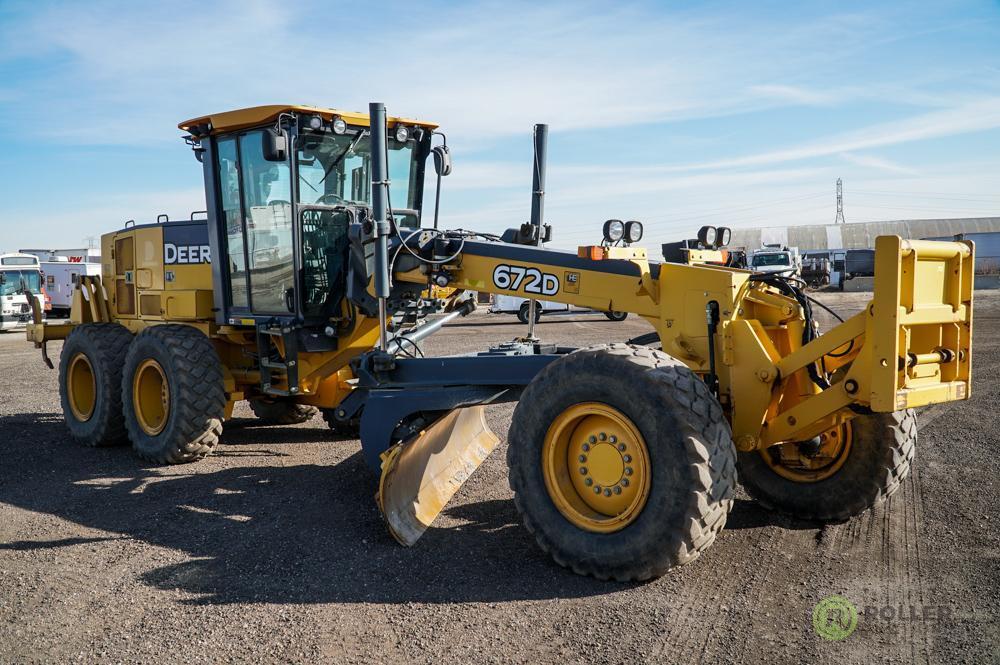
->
[377,406,499,546]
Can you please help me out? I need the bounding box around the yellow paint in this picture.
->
[66,352,96,422]
[542,402,650,533]
[133,358,170,436]
[179,104,439,137]
[378,406,499,545]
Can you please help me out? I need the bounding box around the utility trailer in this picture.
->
[40,258,102,318]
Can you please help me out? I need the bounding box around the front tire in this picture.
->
[604,311,628,322]
[737,410,916,522]
[122,325,226,464]
[59,323,133,446]
[508,343,736,581]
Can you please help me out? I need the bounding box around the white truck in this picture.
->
[750,244,801,277]
[0,253,46,332]
[489,294,628,323]
[40,257,102,318]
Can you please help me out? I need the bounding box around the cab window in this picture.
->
[238,131,294,313]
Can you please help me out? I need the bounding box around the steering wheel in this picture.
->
[316,193,345,206]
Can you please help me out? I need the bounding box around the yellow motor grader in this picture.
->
[26,103,975,581]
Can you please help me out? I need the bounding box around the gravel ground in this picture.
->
[1,292,998,664]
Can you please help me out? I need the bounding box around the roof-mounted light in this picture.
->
[395,125,410,142]
[332,116,347,135]
[624,220,643,244]
[603,219,625,243]
[307,114,324,131]
[698,225,718,247]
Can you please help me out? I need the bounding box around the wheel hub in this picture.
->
[763,422,853,483]
[67,352,96,422]
[543,403,650,533]
[133,358,170,436]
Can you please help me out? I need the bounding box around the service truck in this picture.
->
[0,253,46,331]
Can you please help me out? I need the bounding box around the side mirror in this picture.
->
[262,128,288,162]
[432,145,452,176]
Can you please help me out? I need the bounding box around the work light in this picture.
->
[624,220,643,243]
[307,115,324,131]
[698,225,718,247]
[603,219,625,243]
[395,125,410,142]
[332,116,347,135]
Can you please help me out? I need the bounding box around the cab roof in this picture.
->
[179,104,439,137]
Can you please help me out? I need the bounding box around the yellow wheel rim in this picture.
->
[133,359,169,436]
[67,352,96,422]
[542,402,651,533]
[761,422,853,483]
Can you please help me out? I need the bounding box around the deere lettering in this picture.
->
[164,243,211,265]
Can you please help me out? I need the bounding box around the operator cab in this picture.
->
[179,105,438,328]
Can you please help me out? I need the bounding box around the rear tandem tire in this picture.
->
[58,323,133,447]
[737,410,917,522]
[507,343,737,581]
[122,324,226,464]
[249,399,317,425]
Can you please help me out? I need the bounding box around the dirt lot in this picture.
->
[1,292,998,664]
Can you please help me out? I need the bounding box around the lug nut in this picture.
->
[609,435,617,444]
[624,467,633,476]
[584,478,593,486]
[621,478,630,487]
[593,486,602,494]
[599,432,607,441]
[617,443,626,451]
[588,435,597,444]
[578,454,587,463]
[603,489,612,497]
[623,454,632,463]
[579,467,588,475]
[582,443,591,452]
[614,486,622,495]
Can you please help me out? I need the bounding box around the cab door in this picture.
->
[213,131,295,317]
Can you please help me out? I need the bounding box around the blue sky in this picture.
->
[1,0,998,252]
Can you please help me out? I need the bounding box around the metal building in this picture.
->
[728,217,1000,252]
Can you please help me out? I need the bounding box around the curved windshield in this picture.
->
[0,270,42,295]
[296,129,421,227]
[752,253,790,267]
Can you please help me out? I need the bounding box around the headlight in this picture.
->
[624,220,643,243]
[698,225,718,247]
[395,125,409,142]
[603,219,625,243]
[332,116,347,135]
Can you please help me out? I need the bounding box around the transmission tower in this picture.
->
[834,178,846,224]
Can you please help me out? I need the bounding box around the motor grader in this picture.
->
[26,103,975,581]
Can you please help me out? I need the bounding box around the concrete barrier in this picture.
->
[840,274,1000,292]
[843,277,875,292]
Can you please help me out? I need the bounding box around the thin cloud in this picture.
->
[839,152,919,175]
